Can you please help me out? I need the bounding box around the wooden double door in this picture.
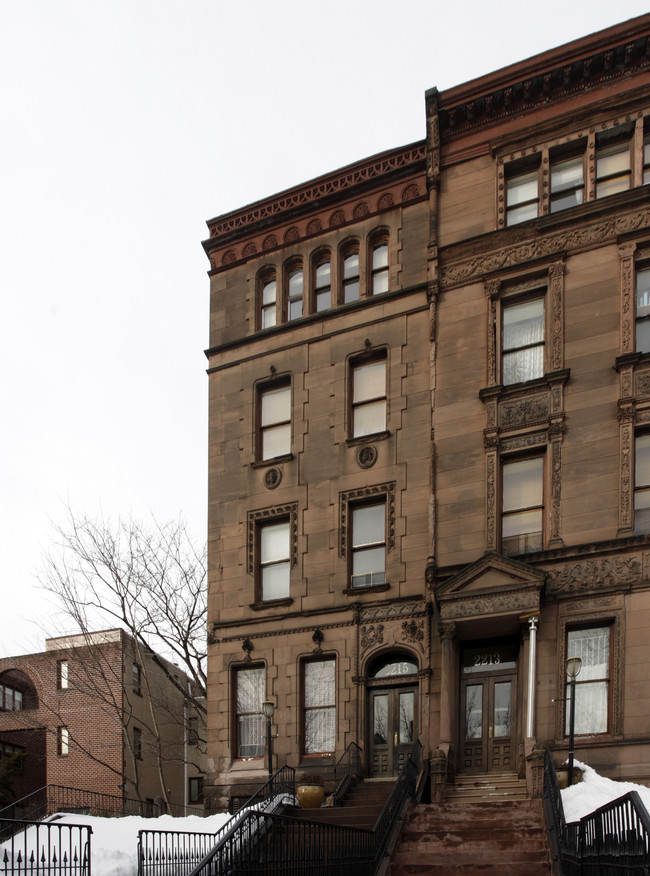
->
[460,672,517,773]
[368,685,417,777]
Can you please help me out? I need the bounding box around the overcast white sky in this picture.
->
[2,0,648,657]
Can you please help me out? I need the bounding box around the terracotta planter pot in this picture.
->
[296,784,324,809]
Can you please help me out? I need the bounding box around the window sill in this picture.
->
[251,454,294,469]
[346,431,390,447]
[344,583,390,596]
[298,755,335,769]
[249,597,294,611]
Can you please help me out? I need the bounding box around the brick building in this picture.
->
[203,14,650,810]
[0,630,205,813]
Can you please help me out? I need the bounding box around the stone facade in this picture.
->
[204,14,650,810]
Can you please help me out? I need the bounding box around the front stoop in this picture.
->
[445,771,528,803]
[388,799,553,876]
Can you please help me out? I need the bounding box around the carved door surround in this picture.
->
[435,553,545,777]
[480,263,569,553]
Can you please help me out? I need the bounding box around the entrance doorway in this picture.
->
[459,641,518,773]
[366,653,418,778]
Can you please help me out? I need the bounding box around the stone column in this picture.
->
[526,616,539,738]
[438,621,457,777]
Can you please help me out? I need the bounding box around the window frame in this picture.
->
[257,517,291,602]
[549,149,585,213]
[635,266,650,355]
[370,234,389,296]
[56,660,69,690]
[233,664,266,760]
[564,625,612,737]
[133,726,143,760]
[312,252,332,313]
[505,164,540,226]
[350,353,388,440]
[284,260,304,322]
[188,776,204,804]
[500,454,545,557]
[596,129,632,199]
[256,378,292,463]
[259,270,278,330]
[132,663,142,696]
[57,726,69,757]
[1,684,23,712]
[634,432,650,535]
[500,293,546,386]
[341,243,361,304]
[349,499,387,590]
[301,657,336,758]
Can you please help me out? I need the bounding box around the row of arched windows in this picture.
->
[259,232,390,330]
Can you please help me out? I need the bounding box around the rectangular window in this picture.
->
[502,298,544,385]
[57,660,69,690]
[636,268,650,354]
[188,716,199,746]
[343,248,360,303]
[260,276,277,329]
[644,131,650,185]
[596,134,631,198]
[371,240,389,295]
[133,727,142,760]
[566,627,610,735]
[188,777,204,803]
[303,659,336,755]
[235,666,265,758]
[506,169,538,225]
[550,154,584,213]
[1,685,23,711]
[635,434,650,535]
[259,520,290,600]
[351,502,386,588]
[286,266,303,321]
[259,383,291,460]
[352,358,386,438]
[57,726,69,757]
[132,663,142,696]
[502,457,544,556]
[314,259,331,312]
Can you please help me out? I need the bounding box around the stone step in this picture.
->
[389,865,553,876]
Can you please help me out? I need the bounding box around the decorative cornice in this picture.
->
[441,207,650,288]
[204,143,426,251]
[434,22,650,141]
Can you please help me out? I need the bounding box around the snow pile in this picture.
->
[562,760,650,824]
[2,811,230,876]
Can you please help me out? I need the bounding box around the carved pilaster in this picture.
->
[484,280,500,386]
[586,132,596,202]
[548,434,563,546]
[548,261,565,372]
[620,242,637,356]
[486,450,498,551]
[619,414,634,534]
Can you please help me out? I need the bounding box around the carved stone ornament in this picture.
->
[263,467,282,490]
[262,234,278,250]
[361,624,384,654]
[636,372,650,398]
[402,619,425,648]
[442,209,650,288]
[439,588,540,621]
[340,483,395,557]
[546,555,641,594]
[284,226,300,243]
[361,602,425,623]
[353,201,370,219]
[357,445,378,469]
[500,395,549,428]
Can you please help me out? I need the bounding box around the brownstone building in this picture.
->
[203,14,650,811]
[0,630,204,813]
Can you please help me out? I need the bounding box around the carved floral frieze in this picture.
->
[546,555,642,594]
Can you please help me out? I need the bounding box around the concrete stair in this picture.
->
[388,799,552,876]
[444,771,528,802]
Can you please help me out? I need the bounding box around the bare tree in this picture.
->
[39,508,207,711]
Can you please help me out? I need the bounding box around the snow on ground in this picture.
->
[3,811,230,876]
[561,759,650,824]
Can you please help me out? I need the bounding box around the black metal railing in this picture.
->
[0,818,91,875]
[543,748,650,876]
[332,742,362,806]
[0,784,202,827]
[138,764,296,876]
[186,741,422,876]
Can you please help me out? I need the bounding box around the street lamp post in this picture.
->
[566,656,582,787]
[262,700,275,780]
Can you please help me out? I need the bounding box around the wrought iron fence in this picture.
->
[138,764,296,876]
[0,818,91,875]
[185,740,421,876]
[332,742,362,806]
[543,748,650,876]
[0,785,201,828]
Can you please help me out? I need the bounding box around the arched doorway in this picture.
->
[367,653,418,778]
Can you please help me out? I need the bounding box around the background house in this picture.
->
[203,13,650,811]
[0,630,205,814]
